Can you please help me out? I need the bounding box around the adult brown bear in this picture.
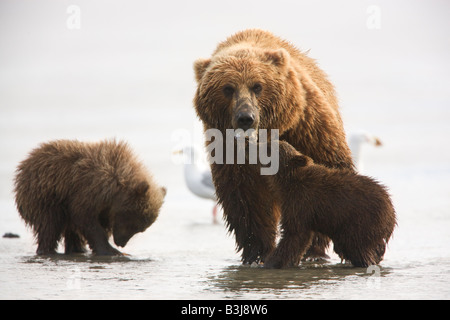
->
[193,29,354,264]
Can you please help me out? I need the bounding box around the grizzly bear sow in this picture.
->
[14,139,166,256]
[193,29,354,263]
[263,141,396,268]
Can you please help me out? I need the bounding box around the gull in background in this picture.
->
[175,146,218,224]
[348,130,383,172]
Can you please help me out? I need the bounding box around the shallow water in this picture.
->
[2,184,450,300]
[1,0,450,300]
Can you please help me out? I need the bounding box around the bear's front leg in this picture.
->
[264,229,314,269]
[82,221,123,256]
[240,198,280,264]
[213,164,279,264]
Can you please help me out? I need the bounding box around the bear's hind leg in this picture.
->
[353,241,386,267]
[64,228,87,254]
[36,231,61,255]
[34,207,65,255]
[303,234,331,261]
[336,239,386,268]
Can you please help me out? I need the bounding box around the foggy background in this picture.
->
[1,0,450,300]
[1,0,449,251]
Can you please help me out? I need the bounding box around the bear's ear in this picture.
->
[193,58,211,83]
[263,49,289,68]
[135,181,149,196]
[161,187,167,197]
[290,155,309,168]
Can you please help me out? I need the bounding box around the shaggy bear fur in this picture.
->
[14,139,166,256]
[193,29,354,263]
[263,141,396,268]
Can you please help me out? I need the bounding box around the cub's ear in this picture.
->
[161,186,167,198]
[193,58,211,83]
[263,48,289,68]
[290,155,310,168]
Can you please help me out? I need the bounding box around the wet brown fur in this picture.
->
[264,141,396,268]
[193,29,354,263]
[14,139,166,255]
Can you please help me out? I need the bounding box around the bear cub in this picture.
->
[262,141,396,268]
[14,139,166,256]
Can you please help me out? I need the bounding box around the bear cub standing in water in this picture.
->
[262,141,396,268]
[14,139,166,256]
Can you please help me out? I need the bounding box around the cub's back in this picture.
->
[14,140,134,213]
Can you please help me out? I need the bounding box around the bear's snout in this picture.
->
[113,231,132,248]
[236,111,255,131]
[113,237,128,248]
[233,100,259,131]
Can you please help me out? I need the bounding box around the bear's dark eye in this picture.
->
[251,83,262,96]
[223,85,235,98]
